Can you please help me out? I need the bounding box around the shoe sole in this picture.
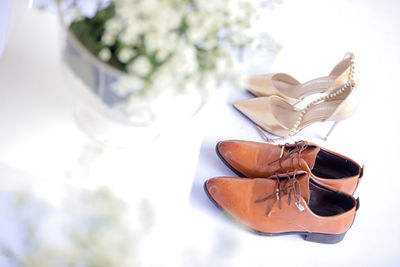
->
[203,181,347,244]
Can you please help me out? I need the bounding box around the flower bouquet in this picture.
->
[58,0,270,145]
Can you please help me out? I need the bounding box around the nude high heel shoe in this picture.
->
[246,52,355,104]
[234,80,358,142]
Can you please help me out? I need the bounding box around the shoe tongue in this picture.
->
[279,143,320,170]
[299,144,320,170]
[276,172,310,203]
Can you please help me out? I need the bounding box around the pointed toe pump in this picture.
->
[246,52,355,104]
[234,79,358,142]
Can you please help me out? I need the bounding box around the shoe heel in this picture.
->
[304,232,346,244]
[323,121,340,141]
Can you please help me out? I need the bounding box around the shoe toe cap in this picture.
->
[217,140,256,177]
[205,177,252,216]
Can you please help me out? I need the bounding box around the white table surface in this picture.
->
[0,0,399,266]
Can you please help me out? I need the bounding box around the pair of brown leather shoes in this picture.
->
[204,140,363,244]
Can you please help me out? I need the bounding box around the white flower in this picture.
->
[118,48,135,63]
[98,48,111,61]
[145,32,163,53]
[102,32,117,46]
[105,18,123,34]
[151,66,173,90]
[127,56,152,77]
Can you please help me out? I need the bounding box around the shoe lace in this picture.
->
[268,141,309,172]
[255,170,304,211]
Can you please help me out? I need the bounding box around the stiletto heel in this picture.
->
[246,52,355,104]
[324,121,340,141]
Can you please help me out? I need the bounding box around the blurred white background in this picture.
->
[0,0,399,266]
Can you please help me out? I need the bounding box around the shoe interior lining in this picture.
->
[311,149,359,179]
[308,180,355,217]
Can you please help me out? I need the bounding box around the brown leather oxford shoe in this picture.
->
[204,171,359,244]
[216,140,363,195]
